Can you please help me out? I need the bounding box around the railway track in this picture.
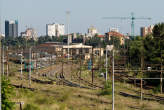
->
[119,91,164,103]
[73,71,104,89]
[57,78,92,89]
[79,77,104,89]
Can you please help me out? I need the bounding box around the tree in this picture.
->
[2,77,15,110]
[128,36,145,67]
[109,36,121,48]
[128,23,164,87]
[153,23,164,39]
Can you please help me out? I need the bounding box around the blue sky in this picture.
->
[1,0,164,36]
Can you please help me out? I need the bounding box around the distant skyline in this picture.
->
[1,0,164,36]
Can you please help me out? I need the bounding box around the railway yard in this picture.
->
[1,45,164,110]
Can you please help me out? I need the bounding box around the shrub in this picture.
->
[23,104,40,110]
[100,81,112,95]
[153,84,161,93]
[2,77,15,110]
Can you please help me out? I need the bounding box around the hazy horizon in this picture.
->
[1,0,164,36]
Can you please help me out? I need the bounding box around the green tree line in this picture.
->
[128,23,164,87]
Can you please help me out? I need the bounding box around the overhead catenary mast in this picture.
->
[105,46,108,81]
[20,50,23,80]
[112,48,115,110]
[29,47,31,86]
[0,18,1,109]
[66,11,70,60]
[6,46,9,77]
[2,45,4,76]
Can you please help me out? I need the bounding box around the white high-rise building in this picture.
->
[46,23,65,37]
[46,24,56,37]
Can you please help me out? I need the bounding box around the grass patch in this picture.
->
[8,60,164,110]
[23,104,40,110]
[59,103,67,110]
[57,91,71,102]
[99,81,112,95]
[18,88,35,98]
[35,96,55,105]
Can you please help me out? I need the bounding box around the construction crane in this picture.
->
[103,12,151,37]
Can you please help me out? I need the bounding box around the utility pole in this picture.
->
[98,43,101,70]
[79,49,82,86]
[66,11,70,60]
[105,46,108,81]
[61,47,64,78]
[36,50,38,76]
[48,52,51,78]
[161,50,163,94]
[29,48,31,86]
[0,12,2,109]
[92,47,94,84]
[25,26,28,48]
[71,56,73,80]
[0,33,1,109]
[2,45,4,76]
[6,46,9,77]
[141,78,143,101]
[112,49,115,110]
[20,50,23,80]
[50,52,53,77]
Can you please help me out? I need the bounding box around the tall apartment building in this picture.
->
[5,20,18,38]
[140,25,154,37]
[46,23,65,37]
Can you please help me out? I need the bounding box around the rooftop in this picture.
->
[106,31,125,37]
